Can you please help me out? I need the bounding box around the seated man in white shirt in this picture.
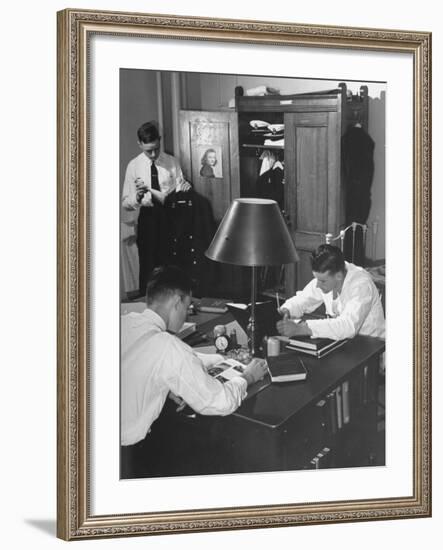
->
[277,244,385,341]
[121,265,267,477]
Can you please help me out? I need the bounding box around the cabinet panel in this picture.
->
[285,111,342,292]
[179,110,240,223]
[295,125,328,232]
[179,110,245,298]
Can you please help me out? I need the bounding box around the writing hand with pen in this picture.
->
[276,307,313,338]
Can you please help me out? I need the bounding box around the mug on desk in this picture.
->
[267,336,280,356]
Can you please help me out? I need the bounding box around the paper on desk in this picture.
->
[194,345,217,354]
[224,320,248,346]
[226,301,269,310]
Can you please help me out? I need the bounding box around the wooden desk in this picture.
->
[215,335,385,473]
[156,329,385,477]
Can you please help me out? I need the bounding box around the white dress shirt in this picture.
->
[121,309,247,446]
[121,151,186,210]
[281,262,385,340]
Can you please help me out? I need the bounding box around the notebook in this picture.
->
[267,353,308,383]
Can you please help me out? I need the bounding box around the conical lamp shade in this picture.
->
[206,198,299,266]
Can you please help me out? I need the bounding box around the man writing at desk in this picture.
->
[277,244,385,340]
[121,266,267,476]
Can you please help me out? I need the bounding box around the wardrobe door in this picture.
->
[179,110,240,223]
[179,110,245,298]
[284,111,343,294]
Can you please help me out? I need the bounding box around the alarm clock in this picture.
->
[214,334,230,353]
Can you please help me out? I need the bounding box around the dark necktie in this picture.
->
[151,161,160,191]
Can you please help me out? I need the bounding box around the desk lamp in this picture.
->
[205,198,298,355]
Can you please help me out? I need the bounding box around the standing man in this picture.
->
[122,121,191,296]
[277,244,385,340]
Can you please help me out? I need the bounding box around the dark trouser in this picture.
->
[136,203,170,296]
[120,399,179,479]
[120,399,222,479]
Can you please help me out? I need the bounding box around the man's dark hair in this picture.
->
[310,244,345,275]
[146,266,193,305]
[137,121,161,144]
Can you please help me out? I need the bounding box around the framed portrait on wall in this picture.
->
[57,9,431,540]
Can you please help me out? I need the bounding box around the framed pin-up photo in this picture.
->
[57,8,431,540]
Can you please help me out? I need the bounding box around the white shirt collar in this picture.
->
[141,308,167,331]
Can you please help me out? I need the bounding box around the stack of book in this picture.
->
[279,335,347,358]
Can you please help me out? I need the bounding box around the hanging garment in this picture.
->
[259,150,276,175]
[341,125,375,265]
[256,164,285,210]
[168,190,217,296]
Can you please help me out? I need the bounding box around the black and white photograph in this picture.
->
[199,145,223,178]
[119,69,387,480]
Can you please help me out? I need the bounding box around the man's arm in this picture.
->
[306,282,374,340]
[280,278,324,319]
[173,157,192,192]
[122,162,144,210]
[163,338,265,416]
[149,157,186,205]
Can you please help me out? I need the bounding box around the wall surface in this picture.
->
[0,1,439,549]
[120,68,159,189]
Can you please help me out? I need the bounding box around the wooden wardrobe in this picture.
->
[179,83,369,299]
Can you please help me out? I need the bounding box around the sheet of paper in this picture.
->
[193,345,217,354]
[224,320,248,346]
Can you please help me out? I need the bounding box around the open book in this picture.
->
[207,358,270,399]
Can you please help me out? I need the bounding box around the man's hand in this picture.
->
[278,307,290,320]
[276,319,312,338]
[135,178,149,203]
[176,176,192,192]
[149,188,166,205]
[241,358,268,386]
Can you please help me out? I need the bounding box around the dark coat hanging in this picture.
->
[341,125,375,265]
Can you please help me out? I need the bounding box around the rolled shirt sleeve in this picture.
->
[306,281,374,340]
[121,160,140,211]
[195,351,224,369]
[281,279,324,318]
[122,153,185,211]
[162,338,247,416]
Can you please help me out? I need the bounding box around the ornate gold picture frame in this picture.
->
[57,8,431,540]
